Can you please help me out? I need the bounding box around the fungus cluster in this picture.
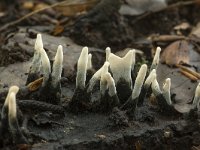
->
[0,34,200,146]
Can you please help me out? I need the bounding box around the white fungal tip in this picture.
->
[35,34,43,51]
[101,61,109,76]
[52,45,63,87]
[76,47,88,89]
[162,78,172,105]
[131,49,136,67]
[151,47,161,70]
[151,75,162,96]
[30,34,43,74]
[105,47,111,61]
[193,83,200,107]
[40,48,51,83]
[108,50,133,84]
[9,86,19,94]
[131,64,148,100]
[124,50,134,66]
[144,69,156,88]
[8,92,17,120]
[4,86,19,107]
[104,72,117,97]
[87,53,92,70]
[87,61,109,93]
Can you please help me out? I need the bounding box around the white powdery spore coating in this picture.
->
[76,47,88,89]
[108,50,133,84]
[193,83,200,107]
[104,73,117,97]
[144,69,156,88]
[8,92,17,120]
[131,49,136,69]
[87,61,109,93]
[87,53,92,70]
[34,34,43,51]
[105,47,111,61]
[151,47,161,70]
[151,76,162,96]
[31,34,43,74]
[4,86,19,108]
[162,78,172,105]
[40,48,51,84]
[131,64,147,100]
[52,45,63,87]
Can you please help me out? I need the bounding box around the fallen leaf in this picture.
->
[191,22,200,38]
[22,1,34,10]
[34,3,49,11]
[27,77,43,91]
[55,0,98,17]
[173,22,191,31]
[157,42,200,109]
[135,140,141,150]
[157,64,198,105]
[161,40,190,65]
[53,24,65,36]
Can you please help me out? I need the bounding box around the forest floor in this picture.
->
[0,0,200,150]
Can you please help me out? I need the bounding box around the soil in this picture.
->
[0,0,200,150]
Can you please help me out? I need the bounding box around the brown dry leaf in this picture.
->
[161,40,189,65]
[53,24,65,36]
[157,64,198,105]
[191,22,200,38]
[55,0,98,17]
[16,144,31,150]
[22,1,34,10]
[150,35,186,42]
[173,22,191,31]
[27,77,43,91]
[34,3,49,11]
[135,140,141,150]
[157,44,200,107]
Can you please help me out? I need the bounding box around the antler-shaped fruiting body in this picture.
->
[87,61,110,93]
[99,72,119,112]
[193,83,200,110]
[151,75,176,114]
[25,35,199,119]
[39,45,63,105]
[138,69,156,106]
[26,34,64,105]
[121,64,147,115]
[69,47,92,112]
[0,86,28,145]
[26,34,43,85]
[86,53,95,84]
[150,47,161,71]
[108,50,134,104]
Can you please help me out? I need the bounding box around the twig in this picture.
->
[176,64,200,79]
[179,69,198,81]
[0,0,97,32]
